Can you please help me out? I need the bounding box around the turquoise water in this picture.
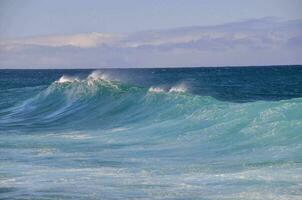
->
[0,67,302,199]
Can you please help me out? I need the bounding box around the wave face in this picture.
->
[1,67,302,199]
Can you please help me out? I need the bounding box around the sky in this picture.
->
[0,0,302,68]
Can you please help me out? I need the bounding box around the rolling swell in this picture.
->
[1,70,302,199]
[1,71,302,152]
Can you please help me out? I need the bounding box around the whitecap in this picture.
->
[56,75,80,83]
[169,84,187,93]
[60,133,93,140]
[148,87,165,93]
[109,127,129,133]
[37,148,57,156]
[88,70,109,81]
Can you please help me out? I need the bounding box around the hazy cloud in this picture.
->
[0,17,301,68]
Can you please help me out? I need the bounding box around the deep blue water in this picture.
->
[0,66,302,199]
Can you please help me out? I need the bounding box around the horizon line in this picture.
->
[1,64,302,70]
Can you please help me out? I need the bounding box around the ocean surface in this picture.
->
[0,66,302,200]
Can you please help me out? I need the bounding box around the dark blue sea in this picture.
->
[0,66,302,199]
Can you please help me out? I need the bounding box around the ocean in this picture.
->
[0,66,302,199]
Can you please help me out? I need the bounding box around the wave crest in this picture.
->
[169,84,187,93]
[87,70,110,81]
[148,83,188,94]
[56,75,80,83]
[148,87,165,93]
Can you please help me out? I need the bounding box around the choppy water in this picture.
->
[0,66,302,199]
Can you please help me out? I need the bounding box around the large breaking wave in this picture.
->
[2,71,302,133]
[1,71,302,199]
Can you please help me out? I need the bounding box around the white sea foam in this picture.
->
[55,71,109,85]
[37,148,57,156]
[148,84,187,93]
[110,127,129,132]
[169,84,187,93]
[88,70,109,81]
[56,75,80,83]
[60,132,93,140]
[86,70,120,89]
[148,87,165,93]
